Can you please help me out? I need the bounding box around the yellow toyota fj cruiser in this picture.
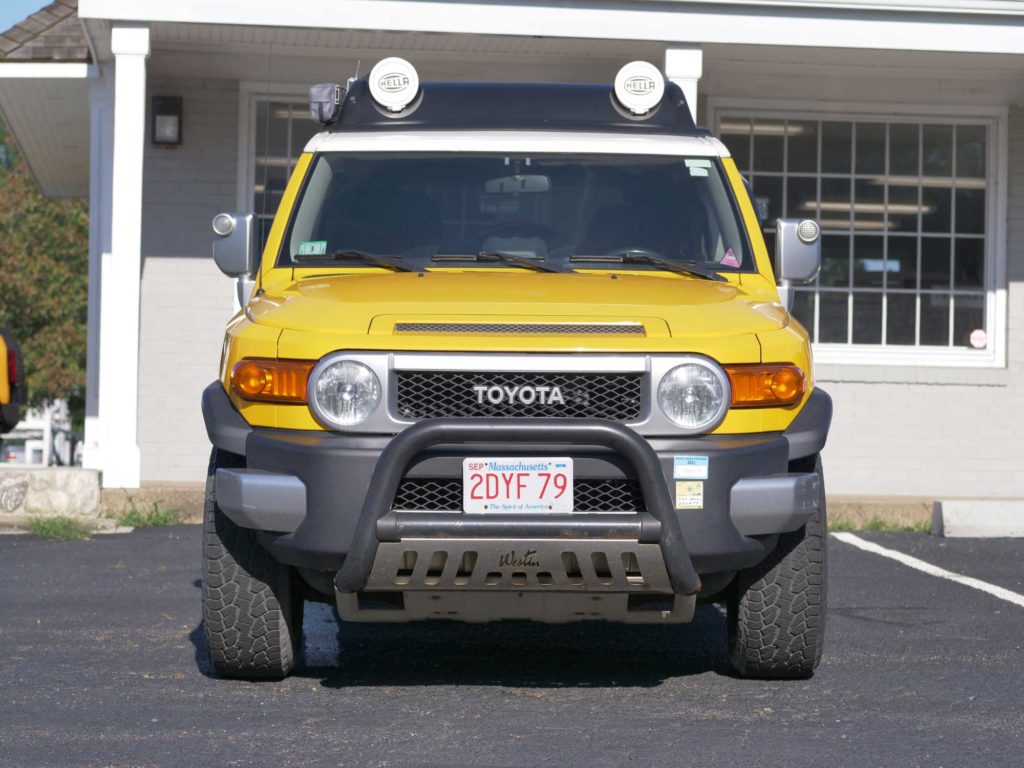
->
[202,59,831,680]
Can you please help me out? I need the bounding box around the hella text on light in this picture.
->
[613,61,665,116]
[368,57,420,113]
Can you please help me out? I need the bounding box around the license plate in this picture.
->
[462,457,573,514]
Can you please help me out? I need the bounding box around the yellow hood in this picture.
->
[249,270,787,342]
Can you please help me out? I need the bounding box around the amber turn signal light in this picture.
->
[230,359,314,403]
[725,364,805,408]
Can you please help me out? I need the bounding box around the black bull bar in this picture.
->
[334,418,702,596]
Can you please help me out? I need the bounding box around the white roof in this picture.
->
[79,0,1024,56]
[306,131,731,158]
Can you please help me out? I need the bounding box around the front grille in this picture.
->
[392,478,647,512]
[395,371,644,420]
[394,322,645,336]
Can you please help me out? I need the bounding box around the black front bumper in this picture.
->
[202,382,830,588]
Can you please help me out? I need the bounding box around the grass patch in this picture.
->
[114,499,184,528]
[829,516,932,534]
[26,516,92,541]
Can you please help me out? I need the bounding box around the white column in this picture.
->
[83,71,114,472]
[664,45,703,122]
[99,24,149,488]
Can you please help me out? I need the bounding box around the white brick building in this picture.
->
[0,0,1021,498]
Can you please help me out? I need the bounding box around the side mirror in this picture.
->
[775,218,821,310]
[741,177,769,229]
[753,197,771,229]
[212,212,256,278]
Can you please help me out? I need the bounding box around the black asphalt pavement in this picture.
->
[1,526,1022,767]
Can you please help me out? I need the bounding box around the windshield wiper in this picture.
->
[292,249,417,272]
[570,250,728,282]
[432,251,565,273]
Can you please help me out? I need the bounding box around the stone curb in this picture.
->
[0,467,100,518]
[0,513,134,535]
[932,500,1024,538]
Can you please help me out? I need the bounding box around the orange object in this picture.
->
[230,359,314,403]
[725,364,805,408]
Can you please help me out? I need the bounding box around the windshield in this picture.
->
[282,153,753,272]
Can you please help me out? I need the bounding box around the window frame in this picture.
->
[708,97,1008,369]
[236,82,312,236]
[274,151,760,272]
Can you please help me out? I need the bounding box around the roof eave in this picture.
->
[0,63,97,198]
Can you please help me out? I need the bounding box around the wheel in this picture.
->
[201,449,304,679]
[727,454,827,679]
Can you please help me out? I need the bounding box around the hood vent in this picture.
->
[393,322,645,336]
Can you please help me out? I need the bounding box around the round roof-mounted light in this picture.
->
[613,61,665,116]
[368,57,420,113]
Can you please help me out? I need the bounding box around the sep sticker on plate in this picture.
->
[674,455,709,480]
[298,240,327,256]
[675,481,704,510]
[463,458,573,514]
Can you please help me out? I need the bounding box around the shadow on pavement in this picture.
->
[187,599,731,688]
[189,623,214,678]
[308,602,730,688]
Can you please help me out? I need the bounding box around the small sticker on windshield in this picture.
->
[298,241,327,256]
[685,159,712,168]
[688,167,709,177]
[721,248,741,268]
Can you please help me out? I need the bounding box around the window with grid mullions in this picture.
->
[252,101,319,254]
[718,114,992,355]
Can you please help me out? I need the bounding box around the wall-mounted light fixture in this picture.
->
[151,96,183,146]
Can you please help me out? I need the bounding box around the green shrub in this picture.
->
[26,516,91,541]
[115,499,184,528]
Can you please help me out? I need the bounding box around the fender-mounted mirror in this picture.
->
[212,212,256,278]
[775,218,821,310]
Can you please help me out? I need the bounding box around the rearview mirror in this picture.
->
[212,212,256,278]
[484,175,551,194]
[775,218,821,310]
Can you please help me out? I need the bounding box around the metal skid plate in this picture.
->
[337,590,696,624]
[335,538,695,624]
[363,538,674,592]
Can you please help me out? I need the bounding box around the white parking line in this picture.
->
[832,532,1024,609]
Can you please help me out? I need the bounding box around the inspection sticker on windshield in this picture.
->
[685,158,711,177]
[721,248,741,268]
[463,458,573,514]
[298,240,327,256]
[673,455,709,480]
[675,481,704,510]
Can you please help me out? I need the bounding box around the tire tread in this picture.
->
[201,449,301,679]
[728,455,827,679]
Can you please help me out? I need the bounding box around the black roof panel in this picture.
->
[329,80,705,136]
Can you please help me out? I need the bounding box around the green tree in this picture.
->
[0,118,89,421]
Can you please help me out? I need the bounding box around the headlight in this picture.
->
[657,359,730,432]
[309,359,381,427]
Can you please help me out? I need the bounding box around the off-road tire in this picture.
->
[727,454,827,679]
[202,449,303,679]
